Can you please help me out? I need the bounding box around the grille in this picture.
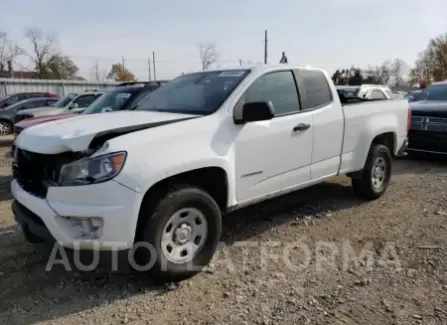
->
[13,148,80,198]
[411,116,447,133]
[411,116,424,130]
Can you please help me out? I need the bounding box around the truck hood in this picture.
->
[16,111,200,154]
[410,101,447,118]
[15,113,76,129]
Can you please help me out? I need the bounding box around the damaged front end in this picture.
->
[13,135,125,198]
[12,112,201,197]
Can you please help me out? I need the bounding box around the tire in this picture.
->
[0,120,12,135]
[351,144,392,200]
[134,185,222,283]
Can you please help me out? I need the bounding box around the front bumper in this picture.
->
[407,130,447,155]
[11,179,144,250]
[12,200,55,243]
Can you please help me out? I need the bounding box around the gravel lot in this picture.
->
[0,135,446,325]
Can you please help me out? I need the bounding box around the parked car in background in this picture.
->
[0,92,57,109]
[11,81,168,153]
[357,85,394,99]
[408,81,447,155]
[406,90,422,102]
[336,86,360,98]
[14,90,104,123]
[336,84,394,100]
[11,65,409,282]
[392,91,408,99]
[0,97,59,135]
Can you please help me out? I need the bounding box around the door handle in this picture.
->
[293,123,311,132]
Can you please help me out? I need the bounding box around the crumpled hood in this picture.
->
[16,111,200,154]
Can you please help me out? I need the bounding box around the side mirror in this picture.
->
[70,103,79,109]
[234,101,275,124]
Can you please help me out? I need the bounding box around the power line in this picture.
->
[62,55,248,64]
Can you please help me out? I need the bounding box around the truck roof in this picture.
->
[198,64,321,75]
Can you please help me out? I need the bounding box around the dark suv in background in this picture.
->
[0,92,58,109]
[408,81,447,155]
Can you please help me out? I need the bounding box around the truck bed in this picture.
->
[339,98,409,174]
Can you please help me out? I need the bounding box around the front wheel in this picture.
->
[351,144,392,200]
[135,185,222,283]
[0,120,12,135]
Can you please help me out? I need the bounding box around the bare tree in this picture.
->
[24,27,59,78]
[199,43,219,71]
[409,49,434,87]
[90,60,108,83]
[390,58,410,86]
[0,30,22,73]
[379,61,392,85]
[428,33,447,82]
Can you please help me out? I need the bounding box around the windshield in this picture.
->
[135,70,250,115]
[4,99,28,110]
[53,93,78,108]
[412,84,447,102]
[83,88,138,114]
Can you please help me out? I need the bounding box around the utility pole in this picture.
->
[122,56,125,69]
[152,52,156,81]
[148,57,152,81]
[264,30,268,64]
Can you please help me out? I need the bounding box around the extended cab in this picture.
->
[11,65,409,282]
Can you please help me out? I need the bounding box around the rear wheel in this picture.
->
[135,185,222,283]
[0,120,12,135]
[352,144,392,200]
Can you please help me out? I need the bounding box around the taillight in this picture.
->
[407,107,412,132]
[48,92,57,97]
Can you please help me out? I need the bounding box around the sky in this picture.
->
[2,0,447,81]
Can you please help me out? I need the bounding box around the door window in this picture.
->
[73,94,98,108]
[6,95,20,105]
[299,70,332,109]
[21,99,47,110]
[242,71,300,115]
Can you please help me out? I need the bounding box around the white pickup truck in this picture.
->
[11,65,410,281]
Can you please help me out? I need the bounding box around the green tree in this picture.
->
[107,63,136,82]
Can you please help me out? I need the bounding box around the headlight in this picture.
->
[58,151,126,186]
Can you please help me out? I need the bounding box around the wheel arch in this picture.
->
[134,166,229,242]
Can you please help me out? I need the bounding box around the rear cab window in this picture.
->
[297,69,333,110]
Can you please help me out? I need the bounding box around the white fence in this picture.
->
[0,78,119,99]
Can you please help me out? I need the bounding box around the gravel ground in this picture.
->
[0,135,446,325]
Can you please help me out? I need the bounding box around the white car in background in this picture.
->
[14,90,105,123]
[337,85,394,100]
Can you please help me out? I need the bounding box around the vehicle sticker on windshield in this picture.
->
[218,71,246,77]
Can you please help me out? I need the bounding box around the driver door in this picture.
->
[234,70,313,202]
